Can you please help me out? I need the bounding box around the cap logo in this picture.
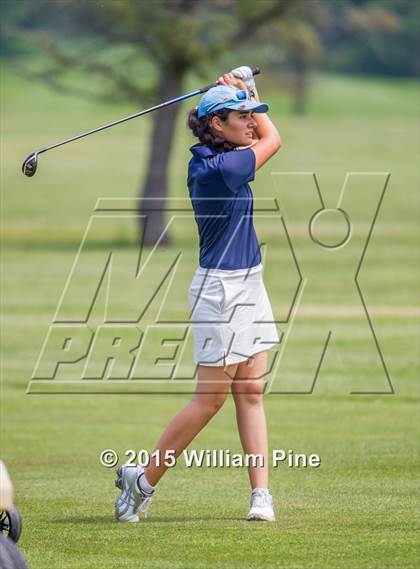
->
[240,104,246,109]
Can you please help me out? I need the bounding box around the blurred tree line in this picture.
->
[1,0,418,246]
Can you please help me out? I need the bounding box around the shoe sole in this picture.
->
[115,511,139,523]
[246,514,276,522]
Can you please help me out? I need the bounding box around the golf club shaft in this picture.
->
[35,67,261,157]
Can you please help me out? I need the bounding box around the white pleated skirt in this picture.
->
[188,263,280,366]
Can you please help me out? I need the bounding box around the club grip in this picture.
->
[200,66,261,93]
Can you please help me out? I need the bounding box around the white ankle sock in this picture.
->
[136,473,155,496]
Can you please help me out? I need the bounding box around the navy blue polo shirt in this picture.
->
[187,144,262,270]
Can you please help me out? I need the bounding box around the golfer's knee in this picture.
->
[233,384,264,407]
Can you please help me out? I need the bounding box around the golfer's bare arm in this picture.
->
[217,73,282,170]
[250,87,282,171]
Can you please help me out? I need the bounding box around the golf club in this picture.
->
[22,67,260,177]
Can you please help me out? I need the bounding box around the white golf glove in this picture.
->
[231,66,256,96]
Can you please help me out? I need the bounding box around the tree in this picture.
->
[313,0,416,78]
[6,0,294,246]
[249,0,414,115]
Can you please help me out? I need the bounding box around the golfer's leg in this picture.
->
[144,362,238,486]
[231,351,269,489]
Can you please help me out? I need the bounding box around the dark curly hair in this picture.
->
[187,108,237,153]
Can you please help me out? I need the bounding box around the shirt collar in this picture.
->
[190,144,218,158]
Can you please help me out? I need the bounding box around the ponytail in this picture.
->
[187,108,237,153]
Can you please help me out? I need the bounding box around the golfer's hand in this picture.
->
[231,66,256,95]
[217,73,247,91]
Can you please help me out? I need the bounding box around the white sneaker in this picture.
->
[246,488,276,522]
[115,464,153,523]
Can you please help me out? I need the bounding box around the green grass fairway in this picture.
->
[1,63,419,568]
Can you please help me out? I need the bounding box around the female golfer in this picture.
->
[115,66,282,523]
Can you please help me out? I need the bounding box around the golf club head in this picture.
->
[22,153,38,177]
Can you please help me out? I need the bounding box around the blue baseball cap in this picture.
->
[197,85,269,119]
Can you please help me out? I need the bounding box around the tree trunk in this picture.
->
[138,65,184,247]
[292,58,309,116]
